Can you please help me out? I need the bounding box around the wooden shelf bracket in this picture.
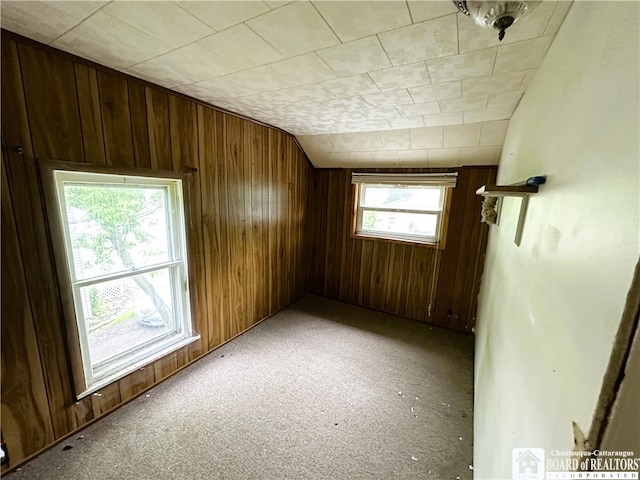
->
[476,183,541,246]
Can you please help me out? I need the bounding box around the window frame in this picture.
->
[40,160,199,399]
[351,175,455,249]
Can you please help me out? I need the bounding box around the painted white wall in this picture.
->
[474,2,640,478]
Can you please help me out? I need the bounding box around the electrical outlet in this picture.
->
[1,443,8,466]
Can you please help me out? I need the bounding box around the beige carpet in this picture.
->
[6,295,474,480]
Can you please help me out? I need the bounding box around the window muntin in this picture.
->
[54,171,194,394]
[355,183,447,244]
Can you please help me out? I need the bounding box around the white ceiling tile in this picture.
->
[338,119,391,133]
[324,96,371,114]
[179,1,271,32]
[246,2,339,57]
[318,36,392,76]
[0,1,106,44]
[494,36,554,74]
[191,65,296,98]
[353,131,383,151]
[269,53,338,85]
[261,84,337,105]
[427,48,497,84]
[545,1,574,35]
[331,134,359,151]
[368,62,431,91]
[4,0,566,169]
[479,120,509,146]
[410,126,443,149]
[422,112,463,127]
[312,151,352,167]
[379,129,411,150]
[102,2,213,49]
[389,116,425,129]
[440,95,488,113]
[371,151,400,163]
[322,75,380,98]
[461,71,526,97]
[459,146,501,165]
[198,24,284,69]
[457,1,557,53]
[378,14,458,66]
[427,148,460,167]
[313,1,411,42]
[125,44,241,87]
[263,1,293,8]
[397,101,440,117]
[398,149,429,162]
[487,92,524,111]
[349,151,374,161]
[407,2,457,23]
[360,107,401,121]
[52,11,171,69]
[363,89,413,108]
[171,82,204,98]
[444,123,482,148]
[408,81,461,103]
[520,69,539,90]
[463,107,513,123]
[296,135,334,152]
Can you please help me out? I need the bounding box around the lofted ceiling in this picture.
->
[0,1,572,168]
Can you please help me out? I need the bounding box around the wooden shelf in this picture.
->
[476,184,538,197]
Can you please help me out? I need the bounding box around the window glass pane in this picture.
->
[64,184,170,280]
[361,210,438,237]
[361,185,442,211]
[80,269,176,367]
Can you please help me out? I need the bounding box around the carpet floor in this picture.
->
[6,295,474,480]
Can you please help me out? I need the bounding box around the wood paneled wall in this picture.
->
[1,32,311,469]
[308,167,497,331]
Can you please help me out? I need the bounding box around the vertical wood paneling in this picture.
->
[250,123,267,321]
[146,88,172,171]
[118,367,155,400]
[2,39,76,439]
[90,383,121,417]
[128,81,151,169]
[224,115,247,339]
[98,71,135,168]
[168,94,207,359]
[338,175,354,300]
[1,33,313,470]
[72,397,94,429]
[198,106,223,349]
[243,122,256,331]
[309,167,496,331]
[1,157,55,463]
[18,44,84,162]
[75,64,106,165]
[153,352,178,383]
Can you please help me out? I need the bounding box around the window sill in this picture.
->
[76,334,200,400]
[351,231,446,249]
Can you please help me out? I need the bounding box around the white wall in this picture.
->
[474,2,640,478]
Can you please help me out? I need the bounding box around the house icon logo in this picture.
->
[512,448,545,480]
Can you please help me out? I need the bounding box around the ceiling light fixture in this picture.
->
[453,1,540,41]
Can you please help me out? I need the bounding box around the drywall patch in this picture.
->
[542,225,562,253]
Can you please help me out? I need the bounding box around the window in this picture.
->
[52,169,196,395]
[352,172,457,245]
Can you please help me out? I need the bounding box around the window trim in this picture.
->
[351,176,455,249]
[39,159,199,399]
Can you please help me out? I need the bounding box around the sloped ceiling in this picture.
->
[0,1,571,168]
